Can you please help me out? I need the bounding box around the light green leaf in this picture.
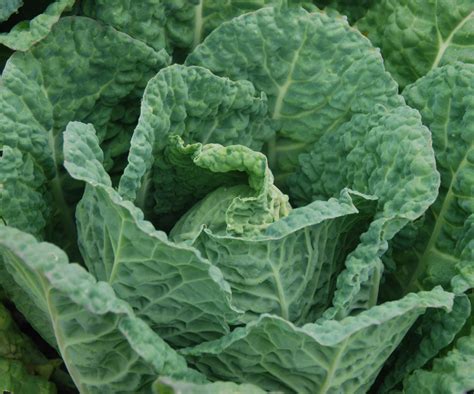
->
[0,225,204,393]
[401,323,474,394]
[181,287,454,393]
[357,0,474,88]
[119,64,274,222]
[0,146,49,238]
[151,135,290,234]
[64,121,242,348]
[0,16,169,256]
[0,0,75,51]
[186,6,402,182]
[0,0,22,23]
[172,189,375,323]
[290,104,439,319]
[153,376,265,394]
[0,359,56,394]
[385,63,474,296]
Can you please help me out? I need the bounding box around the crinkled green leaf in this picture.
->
[100,100,142,174]
[452,215,474,293]
[119,64,274,222]
[0,146,49,238]
[164,0,316,51]
[290,104,439,319]
[0,146,54,345]
[379,293,471,392]
[0,0,22,23]
[81,0,306,53]
[358,0,474,88]
[0,16,169,255]
[0,225,204,393]
[81,0,316,55]
[0,0,75,51]
[384,63,474,296]
[172,188,375,324]
[0,16,168,176]
[64,121,242,347]
[0,359,56,394]
[153,376,265,394]
[186,6,402,183]
[81,0,168,52]
[181,287,454,393]
[401,323,474,394]
[152,135,290,235]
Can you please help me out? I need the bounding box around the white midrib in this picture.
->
[272,27,307,119]
[108,218,126,284]
[431,11,474,69]
[318,338,349,394]
[192,0,204,50]
[271,264,289,320]
[46,287,89,394]
[407,144,472,292]
[267,25,308,167]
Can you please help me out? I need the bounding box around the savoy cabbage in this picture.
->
[0,1,473,393]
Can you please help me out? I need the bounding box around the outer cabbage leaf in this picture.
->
[0,16,169,256]
[153,377,265,394]
[0,146,54,344]
[401,324,474,394]
[357,0,474,88]
[290,104,439,319]
[0,359,56,394]
[0,0,22,23]
[64,121,242,348]
[80,0,168,52]
[384,63,474,296]
[378,293,471,392]
[0,146,49,238]
[186,6,402,182]
[0,225,205,393]
[81,0,289,53]
[181,288,454,393]
[172,188,375,324]
[119,64,274,222]
[0,264,56,347]
[164,0,316,51]
[0,0,75,51]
